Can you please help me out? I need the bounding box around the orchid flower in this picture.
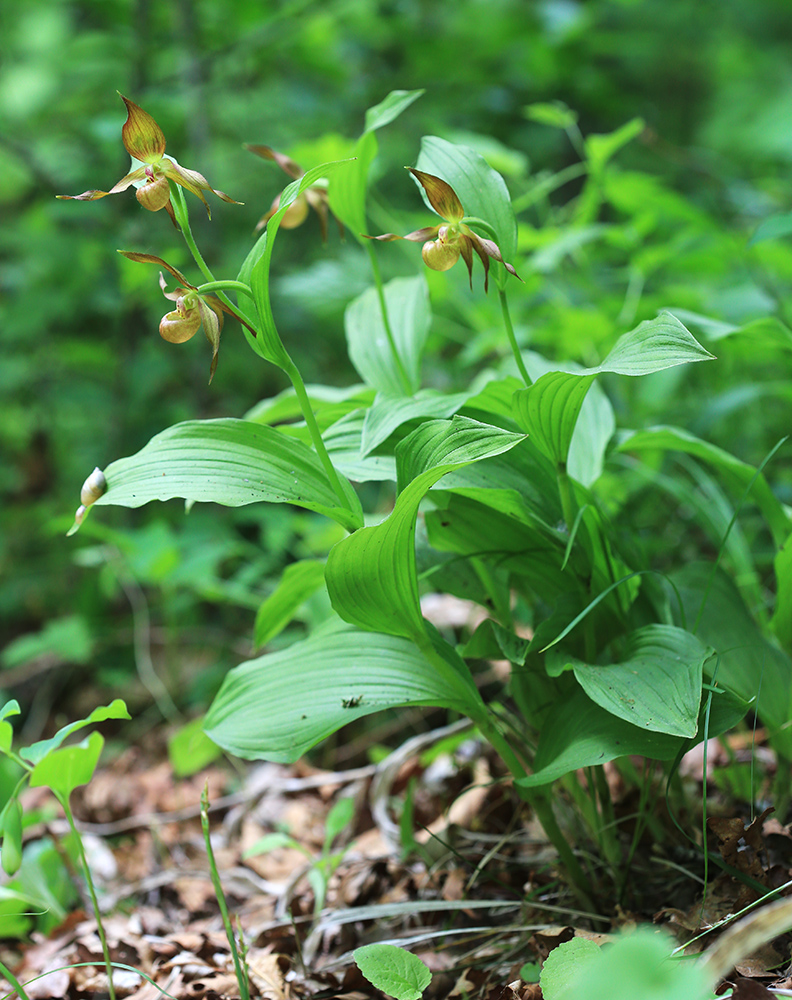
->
[119,252,236,383]
[366,168,520,292]
[246,144,343,240]
[58,95,240,224]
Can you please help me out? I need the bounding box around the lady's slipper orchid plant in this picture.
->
[367,168,520,292]
[245,144,343,240]
[58,95,240,224]
[119,252,250,383]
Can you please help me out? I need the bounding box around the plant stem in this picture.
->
[61,796,116,1000]
[200,786,250,1000]
[0,959,30,1000]
[282,359,356,522]
[473,713,595,908]
[499,289,531,386]
[366,242,413,394]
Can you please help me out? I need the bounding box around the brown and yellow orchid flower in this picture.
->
[246,144,343,241]
[58,95,240,224]
[366,168,520,292]
[119,252,240,383]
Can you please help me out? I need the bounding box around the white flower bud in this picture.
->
[80,467,107,507]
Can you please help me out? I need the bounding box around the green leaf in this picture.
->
[364,89,424,133]
[524,101,579,130]
[92,418,363,533]
[571,625,711,737]
[324,796,355,849]
[238,159,351,366]
[328,130,377,238]
[204,624,478,762]
[254,559,327,649]
[771,532,792,650]
[324,412,397,483]
[21,699,129,766]
[168,717,223,777]
[513,371,596,467]
[1,616,93,670]
[749,211,792,246]
[329,89,423,239]
[521,354,615,486]
[540,937,601,1000]
[585,118,644,174]
[361,389,473,457]
[396,415,525,490]
[416,136,517,267]
[345,276,430,395]
[671,562,792,756]
[327,417,525,643]
[593,313,714,376]
[616,425,791,547]
[543,928,708,1000]
[29,731,104,799]
[354,943,432,1000]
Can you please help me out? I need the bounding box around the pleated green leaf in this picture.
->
[345,276,430,395]
[92,418,363,532]
[520,684,748,788]
[326,417,525,642]
[254,559,327,650]
[513,371,596,467]
[571,624,711,737]
[204,624,475,762]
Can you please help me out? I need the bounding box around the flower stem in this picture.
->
[200,786,250,1000]
[366,242,413,395]
[60,796,116,1000]
[499,288,531,386]
[282,358,356,524]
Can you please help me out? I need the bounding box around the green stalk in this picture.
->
[282,359,355,520]
[0,959,31,1000]
[60,796,116,1000]
[366,242,413,395]
[200,786,250,1000]
[498,288,531,386]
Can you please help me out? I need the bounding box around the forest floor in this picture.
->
[2,725,791,1000]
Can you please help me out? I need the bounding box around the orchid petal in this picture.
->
[161,158,242,217]
[459,237,476,290]
[118,251,195,289]
[160,304,201,344]
[197,297,223,384]
[245,144,304,180]
[408,168,465,222]
[120,95,166,164]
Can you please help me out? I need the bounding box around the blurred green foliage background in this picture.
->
[3,0,791,726]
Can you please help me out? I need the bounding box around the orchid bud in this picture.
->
[80,467,107,506]
[280,193,310,229]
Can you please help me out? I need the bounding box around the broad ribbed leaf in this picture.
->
[771,532,792,650]
[520,685,748,787]
[617,425,790,547]
[204,624,475,761]
[254,559,327,649]
[672,562,792,756]
[354,944,432,1000]
[345,276,430,395]
[571,625,711,737]
[513,372,595,467]
[326,418,525,643]
[396,415,525,490]
[93,419,363,532]
[238,160,350,367]
[330,90,422,238]
[361,389,472,457]
[416,136,517,267]
[593,312,714,375]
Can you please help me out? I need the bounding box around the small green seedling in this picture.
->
[0,698,130,1000]
[354,943,432,1000]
